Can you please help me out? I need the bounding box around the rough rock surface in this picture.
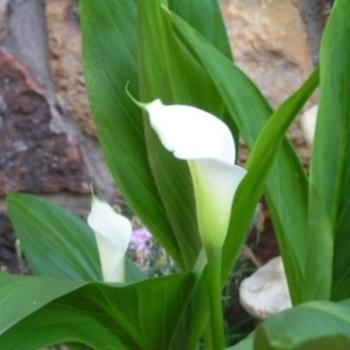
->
[223,0,313,107]
[297,0,333,64]
[45,0,96,137]
[222,0,315,165]
[0,49,90,196]
[0,0,10,42]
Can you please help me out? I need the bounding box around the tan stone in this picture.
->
[222,0,314,164]
[239,256,292,319]
[45,0,96,137]
[0,0,10,42]
[222,0,313,107]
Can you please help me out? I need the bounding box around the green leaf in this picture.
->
[168,12,314,304]
[65,344,92,350]
[79,0,183,266]
[168,255,209,350]
[223,70,318,299]
[167,0,238,141]
[7,193,146,283]
[7,193,101,281]
[2,295,126,350]
[136,2,238,342]
[0,272,195,350]
[80,0,238,269]
[0,272,84,336]
[168,0,233,59]
[255,300,350,350]
[226,333,254,350]
[138,0,232,268]
[304,0,350,301]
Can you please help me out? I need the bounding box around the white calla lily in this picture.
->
[146,99,246,248]
[87,197,132,283]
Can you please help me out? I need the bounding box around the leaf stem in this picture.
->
[203,323,214,350]
[207,247,225,349]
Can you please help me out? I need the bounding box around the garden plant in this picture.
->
[0,0,350,349]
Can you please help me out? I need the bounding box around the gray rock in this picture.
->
[0,49,90,196]
[239,256,292,319]
[0,0,10,42]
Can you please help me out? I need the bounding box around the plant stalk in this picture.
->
[206,247,225,349]
[203,323,214,350]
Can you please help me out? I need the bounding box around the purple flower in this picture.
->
[130,227,152,252]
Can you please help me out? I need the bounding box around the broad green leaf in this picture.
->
[138,0,225,112]
[0,272,84,336]
[137,8,239,346]
[2,299,125,350]
[168,0,233,59]
[223,70,318,298]
[79,0,183,266]
[255,300,350,350]
[328,0,350,301]
[138,0,231,268]
[169,262,209,350]
[168,12,312,303]
[65,344,92,350]
[0,272,195,350]
[80,0,236,269]
[168,0,239,141]
[304,0,350,301]
[227,334,254,350]
[7,193,145,283]
[7,193,101,281]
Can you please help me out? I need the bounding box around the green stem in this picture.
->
[207,247,225,349]
[203,323,214,350]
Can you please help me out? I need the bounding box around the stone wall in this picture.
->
[0,0,327,271]
[0,0,117,271]
[223,0,329,163]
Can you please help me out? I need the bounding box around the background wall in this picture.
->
[0,0,329,272]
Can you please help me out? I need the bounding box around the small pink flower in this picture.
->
[130,227,152,252]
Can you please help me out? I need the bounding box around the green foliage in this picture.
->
[168,0,233,59]
[0,272,194,349]
[138,0,204,269]
[80,0,183,266]
[7,193,101,281]
[255,300,350,349]
[227,334,254,350]
[7,193,145,283]
[304,0,350,301]
[168,12,314,303]
[0,0,350,349]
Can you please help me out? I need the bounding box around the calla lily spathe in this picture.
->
[87,197,132,283]
[145,99,246,248]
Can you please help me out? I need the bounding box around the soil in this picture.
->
[0,213,23,273]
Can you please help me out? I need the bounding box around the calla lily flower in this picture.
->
[87,197,132,283]
[145,99,246,249]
